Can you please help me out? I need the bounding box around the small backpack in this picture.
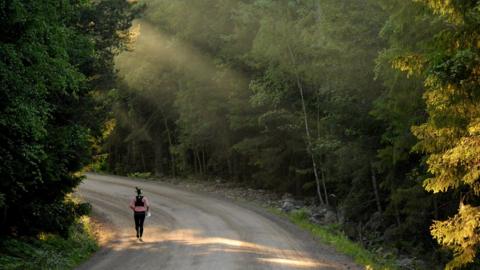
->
[135,195,144,207]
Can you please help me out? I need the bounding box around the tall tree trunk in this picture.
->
[193,149,198,174]
[132,141,137,171]
[125,142,131,172]
[141,148,147,171]
[321,167,330,206]
[370,163,382,213]
[159,109,176,177]
[153,139,163,176]
[227,157,233,178]
[316,89,321,138]
[201,148,207,175]
[234,156,240,181]
[358,222,364,246]
[195,149,203,175]
[288,44,325,205]
[394,203,401,227]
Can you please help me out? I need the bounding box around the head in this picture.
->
[135,187,142,196]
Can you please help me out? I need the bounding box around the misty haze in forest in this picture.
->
[2,0,479,269]
[106,1,480,268]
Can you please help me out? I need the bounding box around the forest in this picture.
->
[0,0,141,256]
[1,0,480,269]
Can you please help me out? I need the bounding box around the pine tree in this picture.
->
[401,1,480,268]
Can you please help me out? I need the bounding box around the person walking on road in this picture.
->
[129,187,150,241]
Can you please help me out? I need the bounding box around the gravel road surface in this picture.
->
[76,173,361,270]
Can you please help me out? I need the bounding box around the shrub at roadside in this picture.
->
[0,216,98,270]
[127,172,153,179]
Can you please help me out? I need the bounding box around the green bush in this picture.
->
[0,216,98,270]
[17,199,92,238]
[0,0,141,239]
[127,172,152,179]
[90,154,109,172]
[75,202,92,217]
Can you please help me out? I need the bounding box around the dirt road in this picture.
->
[76,173,361,270]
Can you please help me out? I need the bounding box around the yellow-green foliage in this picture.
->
[405,0,480,268]
[414,0,467,23]
[431,204,480,270]
[392,54,426,77]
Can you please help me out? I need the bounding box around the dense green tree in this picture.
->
[0,0,140,236]
[371,0,443,254]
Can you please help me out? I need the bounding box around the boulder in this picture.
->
[309,206,337,225]
[281,193,306,212]
[324,210,337,224]
[281,199,295,212]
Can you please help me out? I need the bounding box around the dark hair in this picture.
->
[135,187,142,196]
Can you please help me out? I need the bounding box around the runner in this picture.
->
[129,187,150,241]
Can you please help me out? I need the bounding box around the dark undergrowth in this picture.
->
[0,216,98,270]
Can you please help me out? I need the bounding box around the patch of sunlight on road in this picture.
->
[105,227,336,269]
[257,258,330,268]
